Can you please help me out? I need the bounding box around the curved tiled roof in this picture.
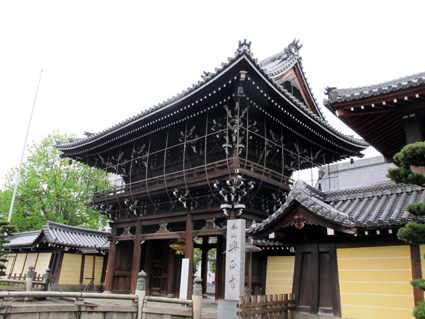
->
[247,179,425,236]
[56,40,367,153]
[7,222,110,251]
[42,221,110,250]
[259,40,301,78]
[325,72,425,105]
[7,231,42,248]
[247,180,354,235]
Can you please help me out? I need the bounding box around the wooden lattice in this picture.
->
[237,294,295,319]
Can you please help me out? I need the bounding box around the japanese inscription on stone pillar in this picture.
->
[225,219,246,300]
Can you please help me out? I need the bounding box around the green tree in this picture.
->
[0,220,15,277]
[387,141,425,318]
[0,132,109,231]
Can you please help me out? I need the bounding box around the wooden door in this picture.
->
[147,240,171,296]
[112,241,134,293]
[293,243,341,317]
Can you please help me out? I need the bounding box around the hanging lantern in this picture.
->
[169,238,185,255]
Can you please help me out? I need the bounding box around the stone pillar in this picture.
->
[26,266,34,292]
[135,270,147,319]
[179,258,190,299]
[192,277,202,319]
[217,219,246,319]
[43,268,51,291]
[224,219,246,300]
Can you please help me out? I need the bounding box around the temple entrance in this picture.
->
[293,243,341,317]
[144,240,183,297]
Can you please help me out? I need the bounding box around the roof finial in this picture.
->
[285,39,303,56]
[235,39,252,55]
[324,86,339,101]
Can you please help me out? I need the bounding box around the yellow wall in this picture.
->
[4,252,52,278]
[265,256,295,294]
[4,253,17,277]
[22,253,38,273]
[82,256,93,285]
[35,253,52,276]
[59,253,82,285]
[82,255,105,285]
[337,245,414,319]
[11,253,28,275]
[94,256,104,285]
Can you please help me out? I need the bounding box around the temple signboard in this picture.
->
[224,219,245,301]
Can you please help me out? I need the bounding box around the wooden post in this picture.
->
[130,221,142,293]
[310,243,319,314]
[185,213,194,299]
[104,226,118,293]
[167,247,175,296]
[410,244,424,306]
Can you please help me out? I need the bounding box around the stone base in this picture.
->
[217,299,238,319]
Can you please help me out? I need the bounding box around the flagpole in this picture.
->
[8,70,44,222]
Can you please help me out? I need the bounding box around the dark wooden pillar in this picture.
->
[51,249,64,285]
[411,244,424,306]
[201,237,209,295]
[80,255,86,285]
[130,221,142,293]
[145,241,153,294]
[229,208,237,220]
[185,213,194,299]
[104,226,117,292]
[167,247,176,296]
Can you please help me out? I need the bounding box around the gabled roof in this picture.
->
[56,40,367,160]
[259,39,322,117]
[247,180,355,237]
[7,221,110,252]
[324,71,425,160]
[325,72,425,105]
[247,179,425,238]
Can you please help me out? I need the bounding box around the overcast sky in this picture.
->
[1,0,424,185]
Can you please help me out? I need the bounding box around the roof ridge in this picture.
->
[325,71,425,104]
[324,182,423,198]
[45,221,110,235]
[56,39,367,151]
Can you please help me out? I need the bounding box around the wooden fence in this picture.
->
[7,272,45,282]
[0,272,47,290]
[237,294,295,319]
